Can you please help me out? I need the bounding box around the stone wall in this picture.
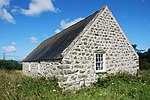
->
[23,6,139,92]
[23,61,62,78]
[58,6,139,91]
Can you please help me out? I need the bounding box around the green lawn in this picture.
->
[0,69,150,100]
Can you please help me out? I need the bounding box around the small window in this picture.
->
[28,62,31,72]
[38,62,41,73]
[94,53,106,73]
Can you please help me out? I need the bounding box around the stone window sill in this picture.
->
[95,70,107,73]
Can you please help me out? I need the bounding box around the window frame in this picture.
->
[28,62,31,72]
[37,62,41,73]
[94,52,106,73]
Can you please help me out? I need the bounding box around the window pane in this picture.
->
[98,54,100,58]
[96,54,98,58]
[98,63,101,67]
[96,54,99,58]
[96,63,100,70]
[100,54,103,58]
[96,67,99,70]
[98,57,101,62]
[96,63,98,67]
[100,63,103,70]
[97,66,100,70]
[101,57,103,61]
[96,57,98,62]
[96,63,99,67]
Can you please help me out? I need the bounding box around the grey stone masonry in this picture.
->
[23,6,139,92]
[23,61,61,77]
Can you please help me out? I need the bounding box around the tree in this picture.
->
[132,44,150,70]
[0,60,22,70]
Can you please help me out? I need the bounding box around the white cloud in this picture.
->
[43,33,49,38]
[11,8,17,13]
[0,0,15,24]
[54,17,83,34]
[29,36,38,43]
[60,17,84,29]
[55,29,61,33]
[12,42,16,45]
[11,6,20,14]
[1,8,15,24]
[2,45,17,53]
[21,0,58,16]
[0,0,9,8]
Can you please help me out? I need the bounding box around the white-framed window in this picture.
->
[28,62,31,72]
[94,53,106,73]
[38,62,41,73]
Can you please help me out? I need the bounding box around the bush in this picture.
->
[0,60,22,70]
[96,73,138,88]
[140,58,150,70]
[137,48,150,70]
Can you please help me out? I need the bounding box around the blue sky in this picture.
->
[0,0,150,60]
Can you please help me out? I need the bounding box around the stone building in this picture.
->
[23,6,139,91]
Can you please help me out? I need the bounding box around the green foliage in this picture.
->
[95,72,150,100]
[140,58,150,70]
[138,51,150,70]
[132,44,150,70]
[14,77,60,99]
[0,70,60,99]
[96,73,138,88]
[0,69,150,100]
[0,60,22,70]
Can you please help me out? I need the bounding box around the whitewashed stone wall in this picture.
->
[59,6,139,91]
[23,6,139,92]
[23,61,62,78]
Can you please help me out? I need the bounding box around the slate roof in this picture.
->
[23,9,102,62]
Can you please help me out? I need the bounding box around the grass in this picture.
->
[0,69,150,100]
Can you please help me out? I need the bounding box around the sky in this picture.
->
[0,0,150,61]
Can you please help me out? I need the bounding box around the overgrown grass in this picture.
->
[0,69,150,100]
